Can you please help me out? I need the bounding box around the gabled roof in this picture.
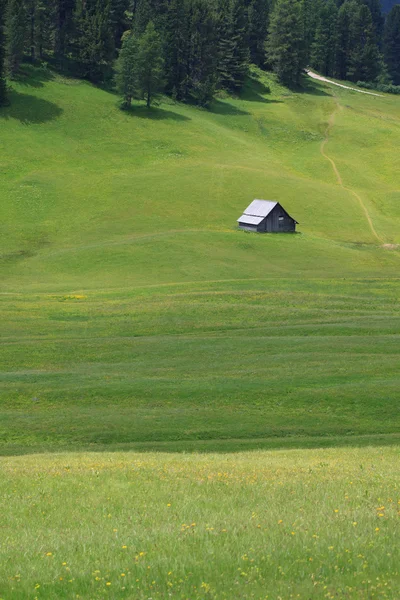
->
[243,199,278,218]
[237,214,265,225]
[238,199,299,224]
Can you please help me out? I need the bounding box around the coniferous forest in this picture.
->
[0,0,400,109]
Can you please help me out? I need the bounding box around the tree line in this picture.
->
[0,0,400,109]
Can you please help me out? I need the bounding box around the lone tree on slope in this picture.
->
[136,21,164,108]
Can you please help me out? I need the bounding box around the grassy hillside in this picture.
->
[1,65,400,454]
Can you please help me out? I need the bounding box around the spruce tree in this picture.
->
[27,0,48,62]
[311,0,338,76]
[336,0,358,79]
[361,0,383,47]
[115,31,138,108]
[0,0,7,106]
[303,0,321,64]
[133,0,153,34]
[187,0,218,106]
[5,0,27,78]
[73,0,115,82]
[217,0,249,92]
[247,0,269,67]
[384,4,400,84]
[266,0,306,86]
[54,0,75,68]
[348,3,379,82]
[164,0,189,99]
[136,20,164,107]
[110,0,130,47]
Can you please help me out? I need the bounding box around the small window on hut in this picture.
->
[278,216,284,221]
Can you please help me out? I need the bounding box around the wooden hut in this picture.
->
[237,200,298,233]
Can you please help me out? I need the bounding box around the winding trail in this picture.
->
[320,97,383,243]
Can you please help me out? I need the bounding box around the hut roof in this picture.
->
[242,200,278,218]
[237,214,265,225]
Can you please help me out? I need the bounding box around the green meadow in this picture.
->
[1,447,399,599]
[1,65,400,597]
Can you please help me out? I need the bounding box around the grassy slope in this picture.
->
[1,447,399,599]
[1,66,400,454]
[1,67,400,599]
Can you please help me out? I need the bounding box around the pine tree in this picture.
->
[383,4,400,84]
[187,0,218,106]
[27,0,48,62]
[0,0,7,105]
[247,0,269,67]
[5,0,27,78]
[110,0,130,48]
[336,0,358,79]
[311,0,338,76]
[136,20,164,107]
[164,0,189,100]
[54,0,75,68]
[303,0,321,64]
[348,3,380,82]
[133,0,153,34]
[115,31,138,108]
[361,0,383,47]
[217,0,249,92]
[266,0,306,86]
[73,0,115,82]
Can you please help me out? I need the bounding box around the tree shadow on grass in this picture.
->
[240,75,283,104]
[208,100,250,116]
[0,91,63,124]
[12,63,56,88]
[296,76,332,97]
[125,105,191,121]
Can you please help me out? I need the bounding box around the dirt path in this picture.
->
[321,98,383,243]
[307,70,384,97]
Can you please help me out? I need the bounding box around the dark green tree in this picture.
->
[311,0,338,76]
[303,0,321,64]
[384,4,400,84]
[247,0,269,67]
[115,31,138,108]
[266,0,306,86]
[73,0,115,82]
[217,0,249,92]
[54,0,75,68]
[348,3,380,82]
[110,0,130,47]
[361,0,383,47]
[336,0,358,79]
[27,0,48,62]
[0,0,7,105]
[133,0,153,34]
[336,0,380,82]
[136,20,164,107]
[187,0,218,106]
[4,0,27,78]
[163,0,189,100]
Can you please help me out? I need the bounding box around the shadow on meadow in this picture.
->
[298,77,332,97]
[12,63,56,88]
[240,76,283,104]
[208,100,251,115]
[3,432,400,457]
[0,90,63,124]
[125,105,191,121]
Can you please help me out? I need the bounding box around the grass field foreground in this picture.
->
[1,446,399,599]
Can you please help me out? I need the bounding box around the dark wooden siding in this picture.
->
[265,205,296,232]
